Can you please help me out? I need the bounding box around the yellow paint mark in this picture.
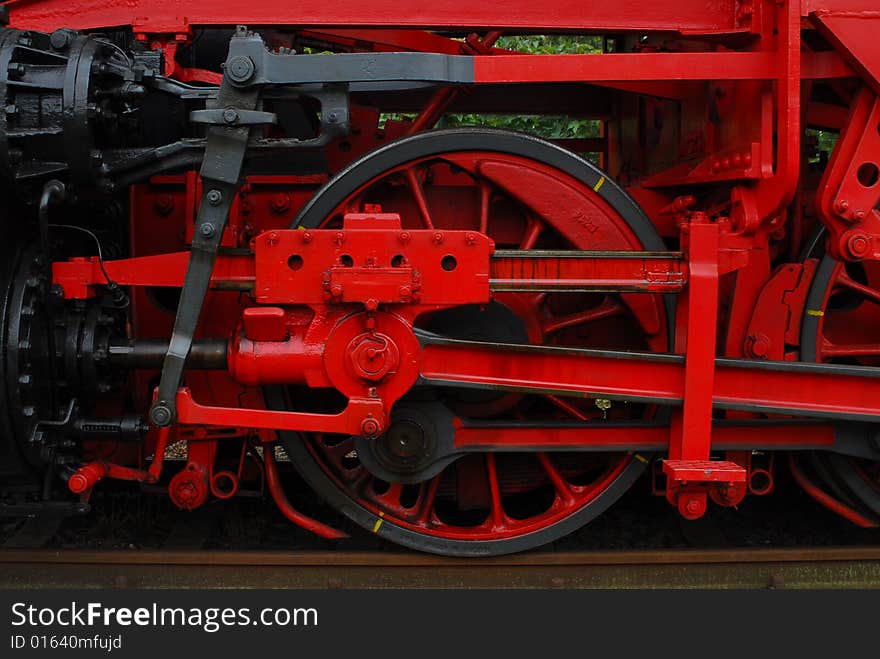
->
[297,225,306,230]
[372,511,386,533]
[806,309,825,317]
[633,453,649,464]
[592,176,606,192]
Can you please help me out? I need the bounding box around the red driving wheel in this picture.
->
[800,253,880,521]
[272,129,671,555]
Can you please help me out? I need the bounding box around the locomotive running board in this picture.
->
[415,331,880,423]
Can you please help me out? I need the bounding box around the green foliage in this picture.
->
[381,35,603,154]
[816,130,838,155]
[806,128,839,164]
[495,34,603,55]
[443,113,600,140]
[444,35,603,143]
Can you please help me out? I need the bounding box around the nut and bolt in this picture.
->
[270,193,291,214]
[154,194,175,215]
[222,108,239,124]
[206,189,223,206]
[747,333,771,359]
[846,232,871,259]
[199,223,217,238]
[50,29,74,51]
[226,55,256,83]
[150,404,173,427]
[361,418,381,437]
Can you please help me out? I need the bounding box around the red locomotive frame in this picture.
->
[3,0,880,553]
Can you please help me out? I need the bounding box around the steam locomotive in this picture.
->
[0,0,878,555]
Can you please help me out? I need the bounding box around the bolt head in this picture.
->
[206,189,222,206]
[748,333,771,358]
[361,418,381,437]
[226,55,256,83]
[50,29,73,51]
[222,108,239,124]
[845,232,871,259]
[150,404,172,427]
[199,223,216,238]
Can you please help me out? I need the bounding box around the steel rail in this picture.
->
[1,547,878,589]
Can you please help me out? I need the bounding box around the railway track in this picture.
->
[0,547,878,589]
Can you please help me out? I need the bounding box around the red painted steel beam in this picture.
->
[52,252,254,298]
[812,10,880,91]
[473,51,851,83]
[6,0,741,34]
[297,29,469,55]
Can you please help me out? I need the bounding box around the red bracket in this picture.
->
[665,213,746,518]
[663,460,748,483]
[174,387,386,437]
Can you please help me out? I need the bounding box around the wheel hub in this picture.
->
[355,402,456,484]
[348,332,399,382]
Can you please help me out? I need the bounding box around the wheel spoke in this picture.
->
[542,296,624,334]
[404,166,435,229]
[486,453,506,528]
[374,482,405,511]
[519,215,544,249]
[537,453,576,504]
[835,272,880,306]
[478,180,492,234]
[544,394,590,420]
[414,474,442,524]
[821,337,880,358]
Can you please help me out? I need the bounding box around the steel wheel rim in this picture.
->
[801,253,880,516]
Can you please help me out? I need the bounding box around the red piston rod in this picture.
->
[489,250,686,292]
